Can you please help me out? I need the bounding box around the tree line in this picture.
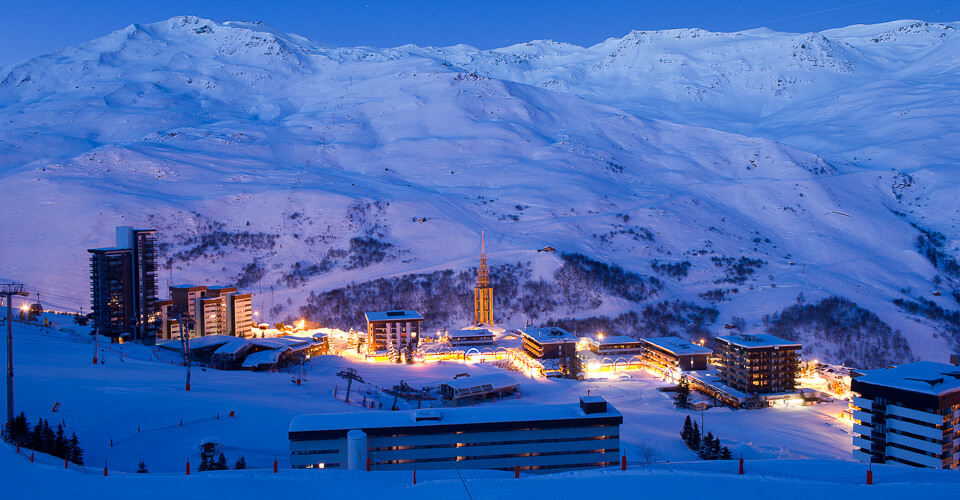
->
[4,412,83,465]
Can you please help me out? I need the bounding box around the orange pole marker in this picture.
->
[866,469,873,485]
[186,460,191,475]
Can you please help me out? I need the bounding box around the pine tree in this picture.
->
[689,421,700,452]
[720,446,732,460]
[234,456,247,470]
[699,431,715,459]
[9,412,29,446]
[54,423,67,459]
[137,459,148,473]
[30,419,45,452]
[215,452,228,470]
[68,433,83,465]
[681,415,694,448]
[710,436,723,460]
[674,377,690,408]
[198,455,211,472]
[42,419,55,454]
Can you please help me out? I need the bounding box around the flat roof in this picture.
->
[521,327,578,343]
[290,398,620,434]
[853,361,960,396]
[365,310,423,322]
[449,329,493,338]
[642,336,713,356]
[170,284,206,291]
[250,336,312,349]
[716,333,801,349]
[87,247,130,253]
[439,373,520,391]
[588,335,642,346]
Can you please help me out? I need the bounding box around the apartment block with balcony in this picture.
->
[290,396,621,473]
[714,333,800,395]
[88,226,159,344]
[161,284,252,340]
[364,310,423,355]
[640,336,712,377]
[850,361,960,469]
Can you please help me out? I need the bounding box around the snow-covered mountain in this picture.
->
[1,16,958,368]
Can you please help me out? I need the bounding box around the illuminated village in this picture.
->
[4,10,960,497]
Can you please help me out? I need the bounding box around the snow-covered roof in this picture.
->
[157,334,235,352]
[439,373,519,392]
[249,336,310,349]
[290,398,620,433]
[242,348,288,368]
[588,335,642,346]
[642,336,712,356]
[449,328,493,339]
[853,361,960,396]
[213,338,250,356]
[364,310,423,322]
[521,326,578,344]
[716,333,800,349]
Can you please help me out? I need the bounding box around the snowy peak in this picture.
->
[824,20,960,46]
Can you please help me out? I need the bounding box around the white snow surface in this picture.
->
[1,16,959,366]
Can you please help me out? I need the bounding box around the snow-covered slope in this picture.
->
[1,16,958,367]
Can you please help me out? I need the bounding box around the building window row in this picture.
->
[294,449,339,456]
[376,448,619,465]
[368,434,618,452]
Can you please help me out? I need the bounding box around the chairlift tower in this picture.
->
[170,305,196,391]
[2,283,29,430]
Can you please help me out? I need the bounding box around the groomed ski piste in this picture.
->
[3,314,959,498]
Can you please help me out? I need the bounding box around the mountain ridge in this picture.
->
[1,16,958,368]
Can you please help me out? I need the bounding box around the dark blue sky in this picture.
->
[2,0,958,67]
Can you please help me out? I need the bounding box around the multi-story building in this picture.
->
[224,291,252,339]
[641,336,712,377]
[714,333,800,395]
[289,396,622,473]
[585,335,644,357]
[446,328,494,347]
[160,284,252,340]
[168,285,206,333]
[474,233,493,325]
[520,326,578,360]
[88,226,159,344]
[364,310,423,355]
[851,361,960,469]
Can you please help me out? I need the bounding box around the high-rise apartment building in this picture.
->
[160,284,252,340]
[88,226,159,344]
[714,333,800,395]
[851,361,960,469]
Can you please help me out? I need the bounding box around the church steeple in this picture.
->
[474,232,493,325]
[477,232,490,288]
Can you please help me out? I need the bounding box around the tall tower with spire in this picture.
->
[474,232,493,325]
